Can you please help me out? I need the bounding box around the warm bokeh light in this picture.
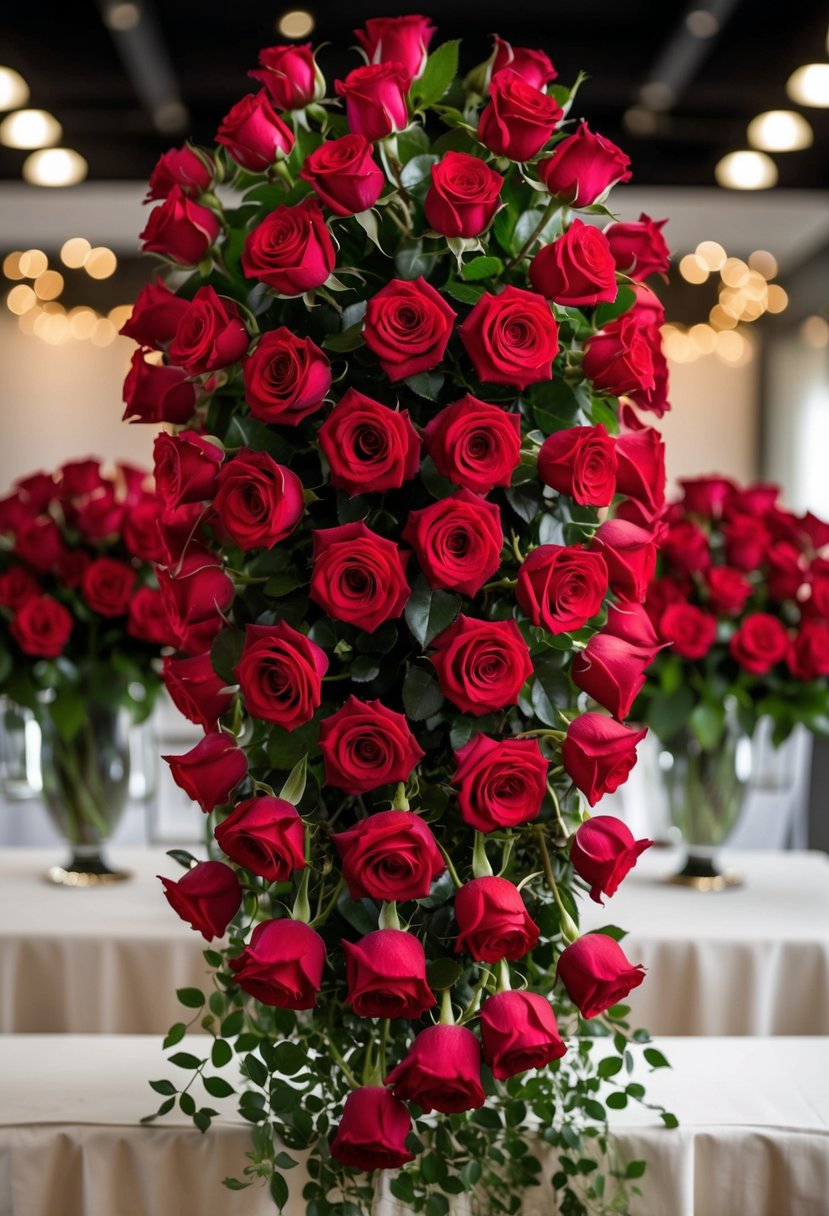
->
[18,248,48,278]
[716,329,751,364]
[766,284,789,313]
[6,284,37,315]
[34,270,64,301]
[84,247,118,279]
[709,304,738,330]
[695,240,727,271]
[108,304,133,331]
[68,307,99,340]
[786,63,829,107]
[801,315,829,348]
[90,318,116,347]
[686,9,719,38]
[103,2,142,30]
[22,147,88,186]
[748,249,779,280]
[0,108,61,149]
[747,110,813,152]
[679,253,709,284]
[0,67,29,111]
[60,237,92,268]
[721,258,750,288]
[277,10,315,38]
[2,251,23,280]
[715,150,778,190]
[689,323,717,355]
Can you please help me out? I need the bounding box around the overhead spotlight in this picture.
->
[639,81,675,111]
[685,9,719,38]
[0,109,62,149]
[748,110,813,152]
[0,67,29,111]
[715,150,777,190]
[22,148,88,187]
[277,9,315,38]
[786,64,829,107]
[103,2,142,30]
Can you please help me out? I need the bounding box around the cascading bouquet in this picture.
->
[127,15,676,1215]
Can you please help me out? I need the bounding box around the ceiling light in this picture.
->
[766,284,788,313]
[103,2,142,30]
[686,9,719,38]
[695,240,727,271]
[679,254,709,284]
[748,249,778,279]
[0,109,62,149]
[84,247,117,279]
[747,110,813,152]
[639,81,675,111]
[277,10,315,38]
[786,63,829,107]
[22,148,88,187]
[715,150,777,190]
[60,237,92,268]
[18,249,48,278]
[6,284,37,315]
[0,68,29,111]
[801,315,829,348]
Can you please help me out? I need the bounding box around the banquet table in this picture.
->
[1,1035,827,1216]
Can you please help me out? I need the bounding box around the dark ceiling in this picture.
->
[1,0,828,189]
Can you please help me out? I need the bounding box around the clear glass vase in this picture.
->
[0,697,40,801]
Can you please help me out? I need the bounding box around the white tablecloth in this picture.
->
[1,1035,827,1216]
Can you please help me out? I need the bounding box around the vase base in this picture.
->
[665,855,743,893]
[45,859,132,887]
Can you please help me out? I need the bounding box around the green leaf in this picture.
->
[244,1052,269,1087]
[279,754,307,805]
[583,1098,605,1121]
[220,1009,245,1038]
[443,279,486,305]
[350,655,380,682]
[399,153,440,192]
[210,628,244,685]
[168,1052,203,1070]
[461,255,504,282]
[166,849,197,871]
[661,1111,679,1129]
[179,1091,196,1116]
[322,321,364,353]
[404,577,462,649]
[193,1109,212,1133]
[390,1174,415,1204]
[337,890,379,936]
[594,285,636,328]
[212,1039,233,1068]
[397,122,430,163]
[426,957,463,991]
[150,1078,177,1095]
[47,688,87,742]
[222,1178,252,1191]
[203,1075,235,1098]
[273,1152,298,1170]
[395,239,433,280]
[689,701,726,750]
[411,40,460,107]
[597,1057,623,1079]
[404,371,444,401]
[272,1041,307,1076]
[163,1023,187,1050]
[644,1048,671,1070]
[606,1091,628,1109]
[402,665,444,721]
[626,1159,647,1179]
[645,686,694,742]
[176,987,205,1009]
[270,1173,290,1210]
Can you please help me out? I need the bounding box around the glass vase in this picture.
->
[0,697,40,801]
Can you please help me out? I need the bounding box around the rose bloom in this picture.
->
[363,277,456,382]
[660,603,718,661]
[706,566,753,616]
[630,335,671,417]
[127,497,169,565]
[126,586,173,647]
[10,594,72,659]
[241,198,335,296]
[153,431,223,509]
[331,1087,414,1172]
[120,277,191,347]
[402,490,503,597]
[660,520,711,577]
[157,552,234,655]
[243,327,331,426]
[729,481,780,516]
[122,351,197,425]
[539,122,631,206]
[72,488,126,542]
[385,1024,485,1114]
[591,519,658,603]
[454,875,540,963]
[212,449,304,551]
[562,713,647,806]
[162,731,248,813]
[146,145,213,201]
[583,316,655,398]
[729,612,790,675]
[58,458,103,498]
[460,286,559,389]
[478,70,562,161]
[571,815,652,904]
[604,600,663,650]
[572,633,656,721]
[167,286,249,374]
[537,424,617,508]
[516,544,608,633]
[452,734,548,833]
[480,991,566,1080]
[680,475,736,518]
[53,549,91,592]
[557,933,646,1018]
[723,514,771,572]
[614,427,666,518]
[139,185,220,265]
[162,652,233,732]
[605,213,670,281]
[15,471,57,511]
[343,929,435,1019]
[214,796,306,883]
[319,697,424,795]
[159,860,241,941]
[335,63,409,142]
[0,565,40,611]
[319,389,420,495]
[300,134,385,216]
[767,541,806,602]
[235,621,327,729]
[628,283,666,331]
[491,35,557,89]
[430,615,533,716]
[216,90,294,171]
[354,15,435,83]
[788,620,829,681]
[81,558,136,618]
[13,517,66,573]
[530,221,618,307]
[333,810,444,902]
[310,522,410,633]
[156,502,209,566]
[229,918,326,1009]
[422,394,521,494]
[424,151,504,238]
[249,43,323,111]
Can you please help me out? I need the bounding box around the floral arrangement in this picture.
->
[127,15,677,1215]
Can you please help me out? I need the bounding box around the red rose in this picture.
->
[0,565,40,610]
[157,503,209,565]
[403,490,503,597]
[422,394,521,494]
[424,151,504,238]
[310,523,410,633]
[480,990,566,1080]
[591,519,658,603]
[72,489,125,542]
[167,287,249,374]
[331,1087,414,1171]
[364,277,456,382]
[583,316,655,398]
[243,327,330,426]
[705,567,752,616]
[10,594,72,659]
[537,424,617,508]
[162,651,233,731]
[430,615,533,715]
[491,36,557,89]
[530,220,617,306]
[562,713,647,806]
[460,286,559,389]
[319,697,424,795]
[235,621,327,729]
[343,929,435,1019]
[604,601,662,650]
[146,146,213,201]
[216,91,294,171]
[335,63,409,141]
[163,731,248,813]
[605,213,670,281]
[14,517,66,573]
[241,198,335,296]
[119,279,191,348]
[454,875,540,963]
[229,918,326,1009]
[81,558,136,617]
[614,427,666,518]
[333,810,444,901]
[788,620,829,681]
[158,553,234,655]
[767,542,806,601]
[154,432,223,509]
[140,186,220,265]
[354,15,435,84]
[58,459,103,498]
[628,284,666,331]
[0,492,32,534]
[729,482,780,516]
[15,472,57,510]
[679,475,736,518]
[122,351,197,425]
[127,586,174,646]
[723,514,771,572]
[557,933,646,1018]
[729,612,789,675]
[571,815,651,904]
[452,734,548,833]
[123,496,166,563]
[660,520,711,577]
[800,512,829,550]
[212,449,304,551]
[214,795,306,882]
[159,860,241,941]
[538,122,631,206]
[249,43,323,111]
[572,633,656,720]
[659,603,718,661]
[478,70,562,162]
[54,550,92,589]
[385,1024,485,1114]
[516,544,608,633]
[300,134,385,216]
[809,563,829,619]
[630,335,670,416]
[319,389,420,495]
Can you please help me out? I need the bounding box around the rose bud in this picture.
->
[157,553,234,655]
[331,1086,414,1171]
[159,860,242,941]
[723,514,771,573]
[452,734,548,833]
[424,151,504,238]
[659,603,718,661]
[343,928,435,1019]
[319,389,420,495]
[706,567,752,616]
[591,519,658,603]
[249,43,323,111]
[539,122,631,206]
[162,652,233,732]
[81,558,136,618]
[557,933,646,1018]
[319,697,424,796]
[216,90,294,172]
[126,587,174,647]
[604,601,662,650]
[571,816,651,904]
[537,424,617,508]
[480,991,567,1080]
[335,63,409,142]
[122,351,197,426]
[154,432,223,510]
[354,15,435,84]
[229,918,326,1009]
[583,316,655,398]
[167,287,249,374]
[235,621,327,729]
[333,810,444,902]
[243,327,331,426]
[364,276,456,382]
[788,620,829,681]
[140,186,220,265]
[605,214,670,281]
[119,277,191,348]
[212,449,304,551]
[491,35,557,89]
[300,134,385,216]
[13,518,66,572]
[0,565,40,611]
[385,1024,485,1114]
[402,490,503,598]
[530,220,618,307]
[572,633,656,721]
[478,70,562,162]
[163,731,248,813]
[423,395,521,494]
[680,475,736,518]
[660,520,711,577]
[562,713,647,806]
[10,595,72,659]
[729,612,790,675]
[146,145,213,200]
[459,286,559,390]
[614,427,666,518]
[454,876,540,963]
[516,544,608,634]
[430,615,533,716]
[310,523,410,633]
[214,795,306,883]
[241,198,335,296]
